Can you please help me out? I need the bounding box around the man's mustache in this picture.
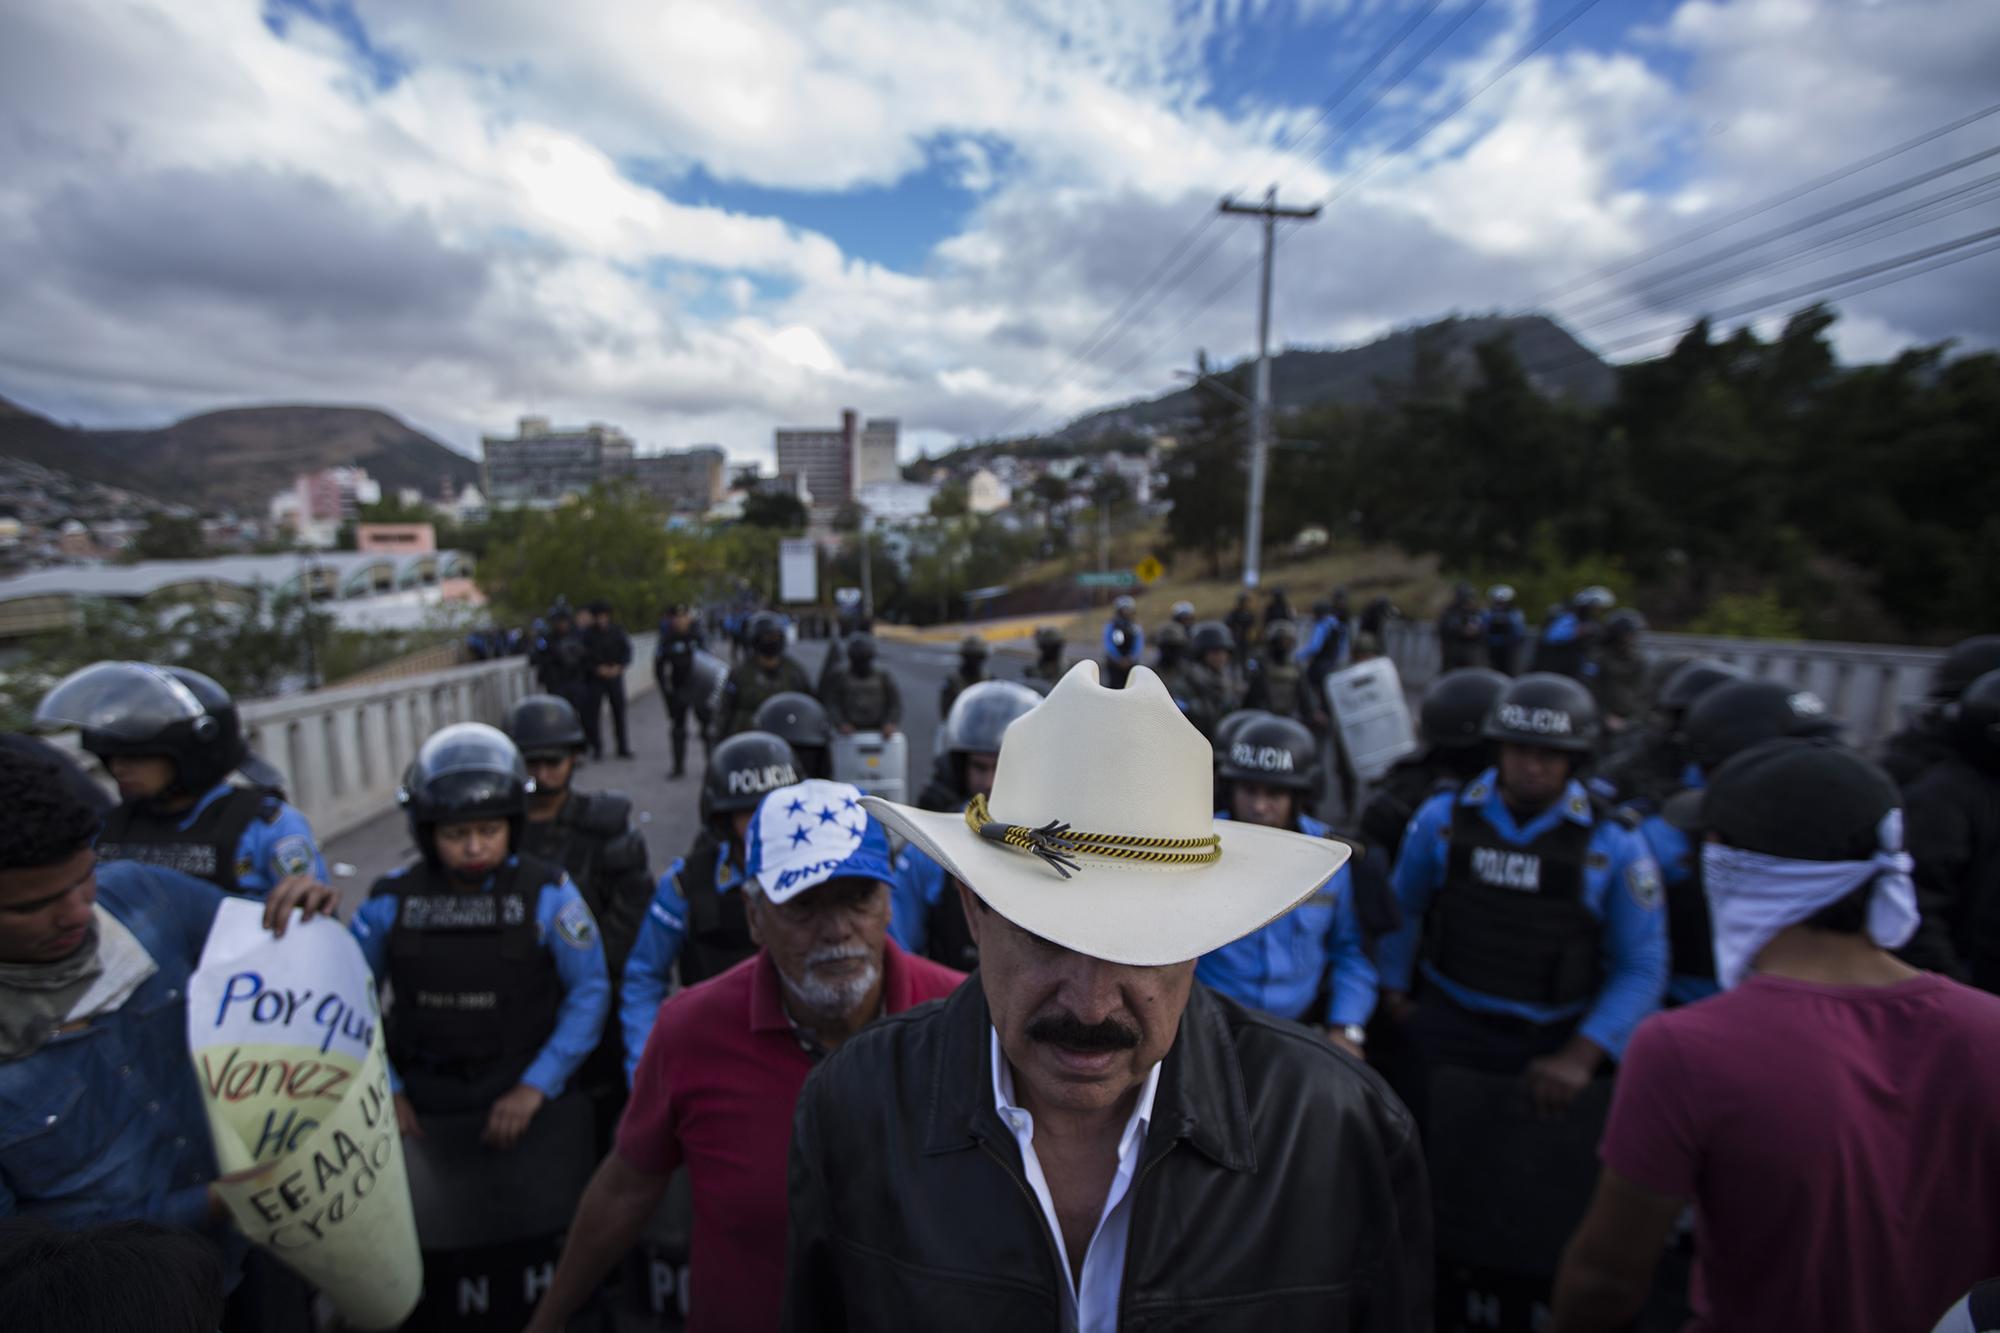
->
[1027,1011,1140,1052]
[804,943,872,969]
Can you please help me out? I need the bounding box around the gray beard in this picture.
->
[779,949,881,1015]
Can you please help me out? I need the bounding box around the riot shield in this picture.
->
[831,730,908,804]
[1322,657,1419,783]
[401,1090,599,1329]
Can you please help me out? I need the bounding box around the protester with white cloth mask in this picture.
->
[1550,738,2000,1333]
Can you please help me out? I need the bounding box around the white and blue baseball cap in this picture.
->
[745,778,896,904]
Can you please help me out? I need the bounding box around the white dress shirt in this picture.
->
[990,1028,1161,1333]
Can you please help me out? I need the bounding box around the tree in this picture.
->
[1029,473,1071,551]
[740,489,808,531]
[477,483,679,622]
[929,481,970,519]
[1162,374,1247,577]
[127,513,206,562]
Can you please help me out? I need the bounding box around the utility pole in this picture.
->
[1219,186,1319,589]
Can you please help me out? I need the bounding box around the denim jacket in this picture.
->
[0,862,225,1234]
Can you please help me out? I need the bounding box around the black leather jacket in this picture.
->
[784,979,1431,1331]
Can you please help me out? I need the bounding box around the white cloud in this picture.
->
[0,0,1993,466]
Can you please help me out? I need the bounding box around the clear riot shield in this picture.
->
[1322,657,1419,784]
[831,730,908,804]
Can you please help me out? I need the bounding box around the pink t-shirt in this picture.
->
[1602,973,2000,1333]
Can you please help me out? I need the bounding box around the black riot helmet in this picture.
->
[1265,618,1297,648]
[1421,668,1511,750]
[753,691,834,778]
[38,661,249,798]
[1212,709,1270,760]
[1191,620,1233,657]
[1604,609,1648,642]
[1155,621,1188,652]
[959,635,991,664]
[846,633,878,666]
[701,731,801,835]
[1683,678,1839,775]
[1949,669,2000,770]
[1217,713,1318,796]
[1034,625,1064,655]
[748,611,788,658]
[1657,658,1746,720]
[398,722,531,863]
[502,693,587,756]
[1485,672,1599,754]
[1936,636,2000,701]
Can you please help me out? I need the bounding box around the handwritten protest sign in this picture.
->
[188,900,422,1330]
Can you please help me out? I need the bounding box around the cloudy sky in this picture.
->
[2,0,1996,467]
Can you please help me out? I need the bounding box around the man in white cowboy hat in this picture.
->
[783,663,1431,1332]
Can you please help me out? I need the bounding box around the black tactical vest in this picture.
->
[1259,655,1305,716]
[842,671,892,728]
[926,883,979,974]
[374,855,564,1109]
[676,832,758,987]
[1427,789,1604,1005]
[96,788,272,893]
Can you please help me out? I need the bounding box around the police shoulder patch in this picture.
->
[1626,859,1663,911]
[1462,781,1490,804]
[234,854,255,882]
[554,897,599,949]
[273,834,317,878]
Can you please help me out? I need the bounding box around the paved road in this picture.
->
[322,637,978,914]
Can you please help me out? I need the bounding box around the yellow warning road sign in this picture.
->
[1135,555,1165,585]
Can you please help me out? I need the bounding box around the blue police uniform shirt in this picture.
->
[1486,607,1525,647]
[1296,614,1348,670]
[349,857,610,1100]
[178,780,325,898]
[618,840,748,1083]
[888,840,952,956]
[0,863,234,1246]
[1102,618,1143,660]
[1636,811,1721,1006]
[1378,770,1668,1058]
[1194,812,1377,1027]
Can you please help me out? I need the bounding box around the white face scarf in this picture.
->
[1701,809,1920,989]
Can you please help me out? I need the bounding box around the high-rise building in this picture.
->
[613,447,727,513]
[858,418,900,487]
[481,416,635,507]
[775,409,859,516]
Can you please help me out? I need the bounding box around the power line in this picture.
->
[1573,223,2000,363]
[1560,143,2000,324]
[979,0,1495,441]
[1531,99,2000,306]
[1560,159,2000,330]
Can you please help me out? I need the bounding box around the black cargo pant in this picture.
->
[589,674,630,756]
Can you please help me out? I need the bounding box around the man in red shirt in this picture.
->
[524,778,963,1332]
[1551,739,2000,1333]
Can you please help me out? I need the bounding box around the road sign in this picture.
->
[1076,571,1138,588]
[1135,555,1164,584]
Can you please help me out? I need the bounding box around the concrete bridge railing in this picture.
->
[1380,621,1942,752]
[241,633,660,841]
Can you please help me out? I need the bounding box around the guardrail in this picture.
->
[1380,621,1942,751]
[242,633,660,841]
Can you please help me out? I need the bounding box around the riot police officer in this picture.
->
[1023,625,1068,690]
[1101,595,1143,688]
[720,612,813,736]
[1173,620,1245,741]
[503,695,653,983]
[1901,667,2000,990]
[1195,713,1376,1056]
[652,602,709,778]
[349,723,610,1146]
[533,601,593,727]
[890,682,1042,971]
[1594,608,1650,738]
[1359,667,1510,868]
[1591,656,1744,812]
[36,661,324,897]
[582,599,635,760]
[1485,585,1526,674]
[1152,619,1190,683]
[939,635,991,716]
[1243,618,1312,723]
[1438,583,1486,672]
[753,691,835,779]
[619,730,802,1075]
[822,634,903,736]
[1645,678,1840,1004]
[1377,672,1667,1123]
[1297,598,1348,682]
[1882,634,2000,787]
[1225,592,1257,662]
[1532,586,1615,681]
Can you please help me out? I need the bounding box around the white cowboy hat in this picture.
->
[862,662,1348,966]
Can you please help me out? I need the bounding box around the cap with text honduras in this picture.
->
[745,778,896,904]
